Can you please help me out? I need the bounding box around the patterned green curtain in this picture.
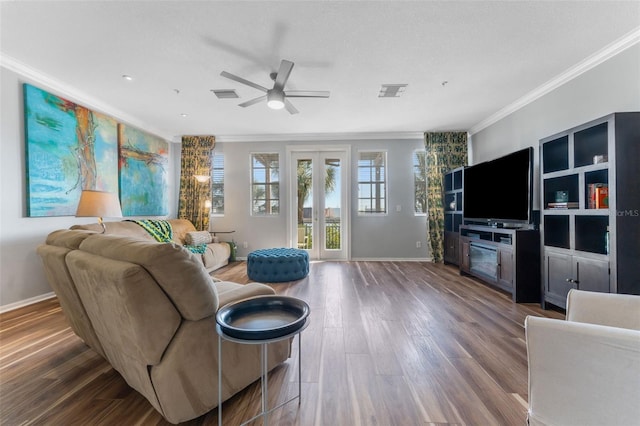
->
[424,132,468,262]
[178,135,215,231]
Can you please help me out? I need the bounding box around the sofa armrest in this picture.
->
[215,281,275,309]
[525,316,640,426]
[202,242,231,272]
[566,289,640,330]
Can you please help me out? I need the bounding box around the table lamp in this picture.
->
[75,190,123,233]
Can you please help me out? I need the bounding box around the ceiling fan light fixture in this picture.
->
[221,59,329,114]
[267,99,285,110]
[267,90,285,110]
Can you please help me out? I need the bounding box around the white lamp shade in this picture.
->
[75,190,123,218]
[194,175,210,183]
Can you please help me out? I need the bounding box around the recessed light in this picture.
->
[122,75,133,81]
[180,113,188,118]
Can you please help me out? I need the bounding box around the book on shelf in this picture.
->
[595,186,608,208]
[588,183,609,209]
[547,202,579,209]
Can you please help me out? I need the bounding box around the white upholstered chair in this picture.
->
[525,289,640,426]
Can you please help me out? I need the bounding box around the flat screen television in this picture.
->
[463,147,534,227]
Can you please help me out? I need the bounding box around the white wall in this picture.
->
[0,67,176,310]
[210,138,429,260]
[470,44,640,211]
[0,65,428,310]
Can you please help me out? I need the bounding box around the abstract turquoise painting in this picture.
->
[24,84,118,216]
[118,124,168,216]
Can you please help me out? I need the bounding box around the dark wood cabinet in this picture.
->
[443,167,464,265]
[444,231,460,265]
[540,112,640,309]
[459,225,540,303]
[459,237,470,273]
[543,252,574,308]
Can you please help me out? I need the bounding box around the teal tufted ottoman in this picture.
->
[247,248,309,283]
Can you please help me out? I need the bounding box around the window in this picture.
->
[251,153,280,215]
[211,153,224,215]
[413,150,427,214]
[357,151,386,214]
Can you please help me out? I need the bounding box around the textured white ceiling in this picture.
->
[1,1,639,141]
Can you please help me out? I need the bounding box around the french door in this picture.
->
[289,149,348,260]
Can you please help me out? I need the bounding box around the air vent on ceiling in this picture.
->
[378,84,407,98]
[211,89,240,99]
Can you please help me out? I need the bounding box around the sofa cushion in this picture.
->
[168,219,198,244]
[185,231,212,245]
[71,221,156,241]
[72,218,206,247]
[46,228,96,249]
[78,234,219,321]
[66,250,181,366]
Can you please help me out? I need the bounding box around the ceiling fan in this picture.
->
[220,59,329,115]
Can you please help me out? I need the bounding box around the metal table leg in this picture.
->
[218,333,222,426]
[217,322,307,426]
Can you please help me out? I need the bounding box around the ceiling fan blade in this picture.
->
[220,71,268,93]
[284,99,299,115]
[284,90,330,98]
[273,60,294,92]
[238,95,267,108]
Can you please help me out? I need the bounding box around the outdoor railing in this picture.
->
[298,221,341,250]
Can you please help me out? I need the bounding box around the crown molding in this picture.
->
[207,131,424,143]
[0,53,172,141]
[468,27,640,135]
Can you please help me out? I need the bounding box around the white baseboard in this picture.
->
[348,257,432,262]
[0,292,56,314]
[238,257,432,262]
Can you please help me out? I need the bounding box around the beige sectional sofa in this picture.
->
[71,219,231,273]
[36,224,291,424]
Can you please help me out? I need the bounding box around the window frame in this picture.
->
[413,149,427,216]
[210,152,224,217]
[357,150,388,215]
[250,152,280,216]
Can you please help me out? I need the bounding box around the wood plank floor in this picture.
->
[0,261,564,425]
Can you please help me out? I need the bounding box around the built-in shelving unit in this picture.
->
[459,224,540,303]
[443,167,464,265]
[540,112,640,309]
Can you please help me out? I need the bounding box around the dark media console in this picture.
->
[459,225,541,303]
[442,147,540,303]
